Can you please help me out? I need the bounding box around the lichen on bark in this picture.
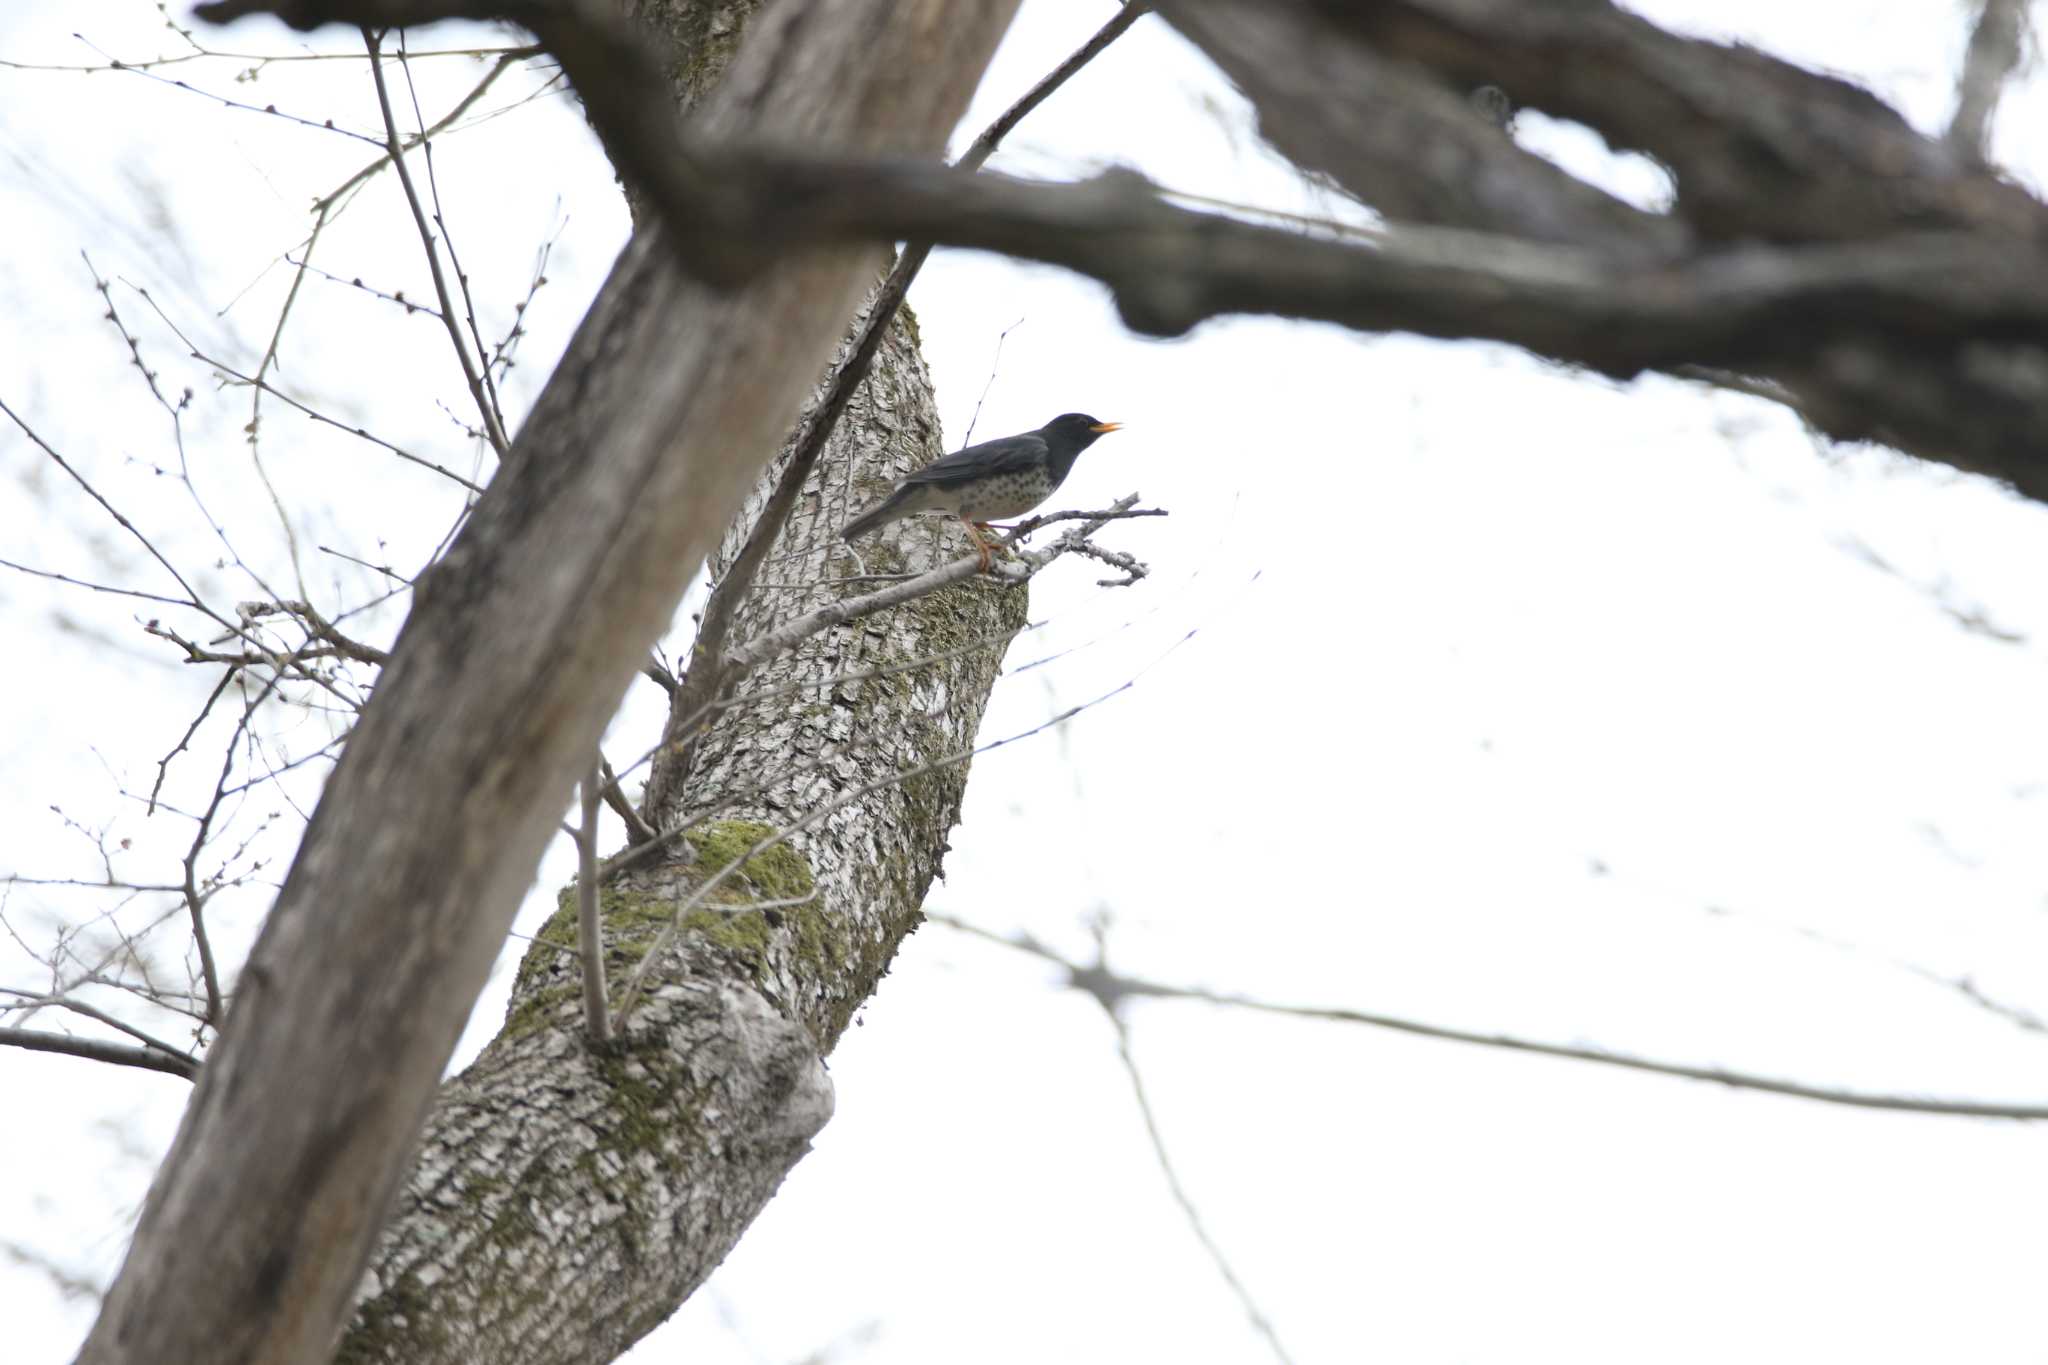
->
[333,5,1025,1362]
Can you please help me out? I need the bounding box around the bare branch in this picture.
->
[150,672,236,816]
[0,556,195,609]
[0,988,205,1069]
[613,676,1142,1019]
[961,3,1150,164]
[1947,0,2032,161]
[177,683,282,1029]
[598,754,659,845]
[190,346,486,493]
[1108,1014,1296,1365]
[576,757,611,1043]
[643,1,1148,816]
[362,27,511,457]
[0,1026,198,1079]
[1159,0,1680,254]
[717,498,1154,689]
[97,48,385,145]
[0,398,215,619]
[1256,0,2043,244]
[191,0,2048,499]
[936,917,2048,1122]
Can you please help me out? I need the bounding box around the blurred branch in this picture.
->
[935,916,2048,1121]
[196,0,2048,500]
[1157,0,1678,254]
[0,398,216,623]
[1947,0,2031,161]
[598,754,659,844]
[0,1027,197,1079]
[1242,0,2041,243]
[0,988,203,1074]
[1083,917,1296,1365]
[1109,1016,1295,1365]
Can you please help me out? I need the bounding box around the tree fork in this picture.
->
[76,3,1020,1363]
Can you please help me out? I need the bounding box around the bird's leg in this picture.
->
[962,518,996,573]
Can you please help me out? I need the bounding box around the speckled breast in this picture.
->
[951,468,1057,522]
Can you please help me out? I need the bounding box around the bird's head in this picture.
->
[1042,412,1122,450]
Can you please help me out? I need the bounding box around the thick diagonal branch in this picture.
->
[77,4,1020,1364]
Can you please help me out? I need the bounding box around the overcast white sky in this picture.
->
[3,2,2047,1362]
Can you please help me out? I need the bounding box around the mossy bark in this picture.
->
[333,4,1022,1363]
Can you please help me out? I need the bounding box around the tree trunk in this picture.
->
[76,3,1019,1364]
[342,299,1025,1365]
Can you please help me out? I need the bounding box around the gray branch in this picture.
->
[196,0,2048,500]
[0,1026,198,1080]
[1947,0,2032,161]
[937,917,2048,1122]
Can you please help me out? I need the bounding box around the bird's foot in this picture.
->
[964,521,999,573]
[968,522,1021,572]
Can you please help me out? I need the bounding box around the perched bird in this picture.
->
[841,413,1123,569]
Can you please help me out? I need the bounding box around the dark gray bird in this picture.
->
[841,413,1123,568]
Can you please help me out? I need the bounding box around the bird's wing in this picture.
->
[902,433,1049,487]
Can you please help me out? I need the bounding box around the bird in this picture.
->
[841,413,1123,570]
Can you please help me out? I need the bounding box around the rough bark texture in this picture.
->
[340,301,1025,1365]
[77,3,1018,1365]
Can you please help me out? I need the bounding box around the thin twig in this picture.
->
[576,756,611,1042]
[957,5,1149,166]
[640,1,1150,820]
[98,52,384,144]
[614,675,1146,1015]
[933,917,2048,1122]
[614,499,1147,831]
[1948,0,2031,160]
[0,1026,198,1079]
[398,29,511,443]
[1109,1014,1296,1365]
[151,671,236,815]
[362,27,511,456]
[612,678,1139,1017]
[598,754,659,845]
[0,987,205,1066]
[286,254,445,316]
[722,498,1153,682]
[243,600,391,665]
[0,398,215,620]
[0,39,535,75]
[0,556,194,609]
[180,694,255,1027]
[960,317,1023,447]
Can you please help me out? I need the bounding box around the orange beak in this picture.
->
[1090,421,1123,433]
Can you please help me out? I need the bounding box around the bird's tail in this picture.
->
[842,491,907,542]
